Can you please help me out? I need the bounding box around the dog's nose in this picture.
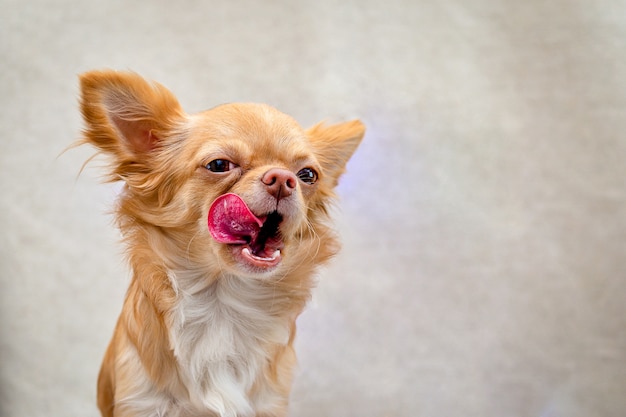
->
[262,168,297,200]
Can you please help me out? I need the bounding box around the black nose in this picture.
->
[262,168,297,200]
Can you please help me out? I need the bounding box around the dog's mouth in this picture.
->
[208,193,284,270]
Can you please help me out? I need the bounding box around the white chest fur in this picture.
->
[167,271,292,417]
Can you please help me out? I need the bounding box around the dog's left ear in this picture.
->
[78,71,191,207]
[79,70,185,181]
[307,120,365,188]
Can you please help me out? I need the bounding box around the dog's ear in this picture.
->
[307,120,365,188]
[79,70,185,180]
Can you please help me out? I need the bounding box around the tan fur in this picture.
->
[78,70,364,417]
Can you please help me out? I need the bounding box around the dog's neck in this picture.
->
[164,267,298,414]
[119,218,322,414]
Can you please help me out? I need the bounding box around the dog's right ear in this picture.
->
[79,70,185,180]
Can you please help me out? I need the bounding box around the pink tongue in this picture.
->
[208,193,264,244]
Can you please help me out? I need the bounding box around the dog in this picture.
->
[78,70,365,417]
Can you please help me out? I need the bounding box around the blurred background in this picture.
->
[1,0,625,416]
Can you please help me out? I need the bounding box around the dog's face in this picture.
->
[79,71,364,279]
[187,103,329,276]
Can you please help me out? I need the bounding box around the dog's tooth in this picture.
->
[242,247,281,262]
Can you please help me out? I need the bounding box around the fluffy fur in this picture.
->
[77,70,365,417]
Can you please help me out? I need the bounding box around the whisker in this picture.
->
[186,230,202,264]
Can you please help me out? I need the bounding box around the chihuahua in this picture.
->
[78,70,364,417]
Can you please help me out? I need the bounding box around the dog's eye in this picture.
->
[297,167,318,184]
[206,159,236,173]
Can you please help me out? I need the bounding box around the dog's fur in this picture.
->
[78,70,364,417]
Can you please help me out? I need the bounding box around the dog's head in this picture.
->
[79,71,364,279]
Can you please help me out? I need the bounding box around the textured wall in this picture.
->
[1,1,625,416]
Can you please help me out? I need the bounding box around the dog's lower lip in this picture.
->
[242,247,281,262]
[235,245,282,269]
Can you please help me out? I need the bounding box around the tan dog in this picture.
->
[78,70,364,417]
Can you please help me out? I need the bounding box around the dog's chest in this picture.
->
[168,274,290,416]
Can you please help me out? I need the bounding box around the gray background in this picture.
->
[1,1,625,416]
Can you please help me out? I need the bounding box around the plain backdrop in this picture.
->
[1,1,625,416]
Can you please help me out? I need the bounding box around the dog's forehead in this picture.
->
[191,103,312,160]
[210,103,302,134]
